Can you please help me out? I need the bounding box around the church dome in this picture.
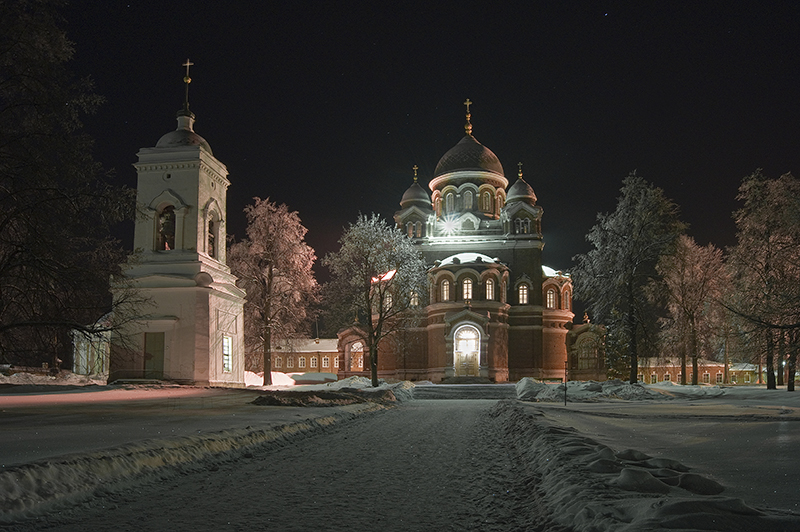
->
[506,176,537,205]
[434,135,504,177]
[400,181,432,210]
[156,113,213,154]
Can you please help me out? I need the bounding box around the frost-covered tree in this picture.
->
[0,0,136,367]
[229,198,318,385]
[322,214,428,387]
[572,175,685,383]
[655,235,727,385]
[727,171,800,391]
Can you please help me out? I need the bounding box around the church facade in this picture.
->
[338,104,605,383]
[110,69,246,387]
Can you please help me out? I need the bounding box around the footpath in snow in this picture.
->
[1,374,799,531]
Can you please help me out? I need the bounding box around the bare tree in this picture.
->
[322,214,428,387]
[229,198,318,385]
[655,235,726,384]
[572,175,686,383]
[727,171,800,391]
[0,1,136,368]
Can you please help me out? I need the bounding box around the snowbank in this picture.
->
[516,378,728,402]
[494,401,800,531]
[0,372,105,386]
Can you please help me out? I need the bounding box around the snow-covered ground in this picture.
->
[1,373,799,531]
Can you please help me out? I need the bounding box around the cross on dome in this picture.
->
[181,58,194,117]
[463,98,473,136]
[413,164,419,182]
[518,162,523,178]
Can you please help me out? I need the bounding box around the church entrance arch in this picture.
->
[454,325,480,377]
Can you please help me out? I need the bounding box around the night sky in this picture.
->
[65,2,800,279]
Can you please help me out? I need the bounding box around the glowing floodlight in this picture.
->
[441,216,458,236]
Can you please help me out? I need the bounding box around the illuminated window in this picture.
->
[650,374,657,384]
[287,357,294,368]
[702,373,710,383]
[350,342,363,370]
[664,373,671,382]
[275,356,282,368]
[299,356,306,368]
[518,284,529,304]
[462,278,473,300]
[515,218,530,234]
[322,356,329,368]
[334,356,339,368]
[383,293,393,310]
[563,290,571,311]
[716,373,723,384]
[415,222,422,237]
[222,336,232,372]
[485,279,494,300]
[576,337,599,369]
[637,374,644,382]
[410,291,419,306]
[445,193,454,213]
[441,280,450,301]
[546,288,557,309]
[744,373,750,383]
[407,223,414,237]
[157,206,176,250]
[310,357,318,368]
[464,191,473,209]
[482,192,491,212]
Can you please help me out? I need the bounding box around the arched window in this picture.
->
[274,356,282,368]
[299,356,306,368]
[482,192,492,212]
[322,356,330,368]
[464,191,473,210]
[207,218,217,258]
[576,336,599,369]
[157,206,176,250]
[415,222,422,237]
[485,279,494,300]
[407,222,414,237]
[546,288,557,309]
[441,279,450,301]
[350,342,363,370]
[310,356,318,368]
[562,290,571,311]
[287,357,294,368]
[383,293,393,310]
[462,278,473,300]
[518,284,529,304]
[410,291,419,306]
[445,193,454,213]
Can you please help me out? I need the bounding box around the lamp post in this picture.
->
[564,360,568,406]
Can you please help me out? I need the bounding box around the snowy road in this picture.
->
[8,400,569,532]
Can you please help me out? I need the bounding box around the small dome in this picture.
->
[400,181,432,210]
[506,177,537,205]
[156,113,213,154]
[434,135,504,177]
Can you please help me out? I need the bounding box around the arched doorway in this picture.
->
[454,325,480,377]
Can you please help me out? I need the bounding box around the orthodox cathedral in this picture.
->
[338,102,604,382]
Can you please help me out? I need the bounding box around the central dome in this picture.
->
[434,135,504,177]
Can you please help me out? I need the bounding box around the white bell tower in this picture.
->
[112,60,246,387]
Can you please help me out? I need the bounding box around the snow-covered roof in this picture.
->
[543,265,569,278]
[438,253,498,266]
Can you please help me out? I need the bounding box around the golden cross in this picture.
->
[518,162,523,177]
[182,59,194,83]
[412,164,418,182]
[464,98,472,114]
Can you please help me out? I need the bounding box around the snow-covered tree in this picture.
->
[229,198,318,385]
[322,214,428,387]
[727,171,800,391]
[572,175,685,383]
[0,1,136,368]
[655,235,727,384]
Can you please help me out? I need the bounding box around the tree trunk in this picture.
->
[370,343,379,387]
[788,332,797,392]
[262,324,272,386]
[777,330,785,386]
[692,355,699,385]
[680,344,687,386]
[723,331,729,385]
[766,330,776,390]
[690,318,699,385]
[627,283,638,384]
